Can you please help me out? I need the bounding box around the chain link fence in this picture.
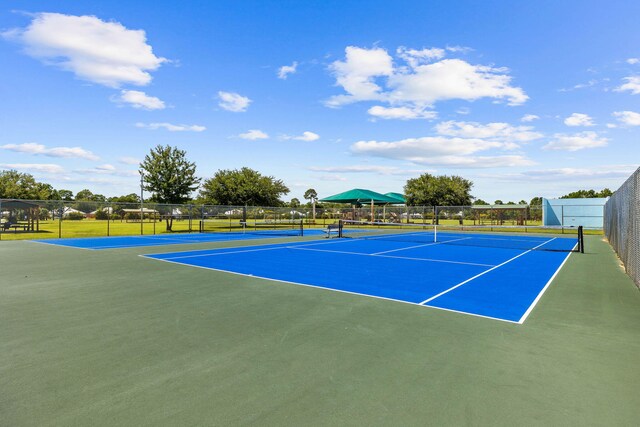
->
[0,198,589,241]
[604,166,640,288]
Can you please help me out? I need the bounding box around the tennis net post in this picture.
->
[578,225,584,253]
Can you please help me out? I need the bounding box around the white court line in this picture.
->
[159,245,290,260]
[516,243,577,324]
[139,255,520,324]
[418,237,557,305]
[153,234,494,266]
[141,232,366,257]
[290,246,495,267]
[371,237,473,255]
[28,240,98,251]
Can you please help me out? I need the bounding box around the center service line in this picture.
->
[418,237,557,305]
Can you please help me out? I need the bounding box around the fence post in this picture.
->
[58,203,63,238]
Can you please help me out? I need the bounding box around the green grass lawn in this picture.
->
[0,217,599,241]
[1,234,638,425]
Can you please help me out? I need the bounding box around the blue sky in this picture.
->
[1,0,639,203]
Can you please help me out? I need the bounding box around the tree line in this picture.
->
[1,144,614,210]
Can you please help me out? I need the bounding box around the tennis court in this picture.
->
[143,225,581,323]
[3,229,639,426]
[33,224,319,249]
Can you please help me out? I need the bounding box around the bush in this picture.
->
[66,212,85,220]
[95,210,109,220]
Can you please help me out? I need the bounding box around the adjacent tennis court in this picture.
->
[143,226,580,323]
[34,223,317,249]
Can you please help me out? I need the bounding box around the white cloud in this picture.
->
[626,58,640,65]
[387,58,528,106]
[559,79,599,92]
[238,129,269,140]
[2,12,166,87]
[0,163,65,174]
[435,121,542,144]
[521,114,539,122]
[116,90,165,110]
[119,156,140,165]
[281,131,320,142]
[277,61,298,79]
[616,76,640,95]
[1,142,99,160]
[543,131,608,151]
[350,136,534,168]
[309,165,432,176]
[490,166,636,181]
[326,46,528,112]
[218,91,251,112]
[317,174,348,182]
[326,46,393,107]
[564,113,594,127]
[368,105,437,120]
[445,45,473,54]
[396,46,446,67]
[75,164,138,176]
[613,110,640,126]
[136,122,206,132]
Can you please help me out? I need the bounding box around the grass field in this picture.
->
[0,217,597,241]
[1,233,638,425]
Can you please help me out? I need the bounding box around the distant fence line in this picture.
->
[1,198,600,240]
[604,166,640,288]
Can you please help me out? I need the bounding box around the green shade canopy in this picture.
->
[0,199,40,209]
[384,192,406,204]
[319,189,401,205]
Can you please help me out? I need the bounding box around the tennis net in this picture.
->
[339,220,583,252]
[199,219,303,237]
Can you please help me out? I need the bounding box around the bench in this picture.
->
[10,224,28,232]
[1,223,28,233]
[323,223,341,238]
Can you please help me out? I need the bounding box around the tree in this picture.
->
[199,167,289,206]
[57,189,74,201]
[108,193,140,204]
[140,145,201,230]
[0,170,38,199]
[560,188,613,199]
[290,198,301,208]
[473,199,489,205]
[527,196,543,221]
[33,183,56,200]
[404,173,473,206]
[494,200,504,205]
[304,188,318,221]
[75,189,93,200]
[600,188,613,198]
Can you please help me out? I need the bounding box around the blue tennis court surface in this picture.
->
[142,232,578,323]
[34,229,325,250]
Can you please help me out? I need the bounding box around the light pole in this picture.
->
[139,171,144,235]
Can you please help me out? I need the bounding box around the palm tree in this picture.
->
[304,188,318,222]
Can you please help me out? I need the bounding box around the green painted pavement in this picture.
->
[1,236,638,426]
